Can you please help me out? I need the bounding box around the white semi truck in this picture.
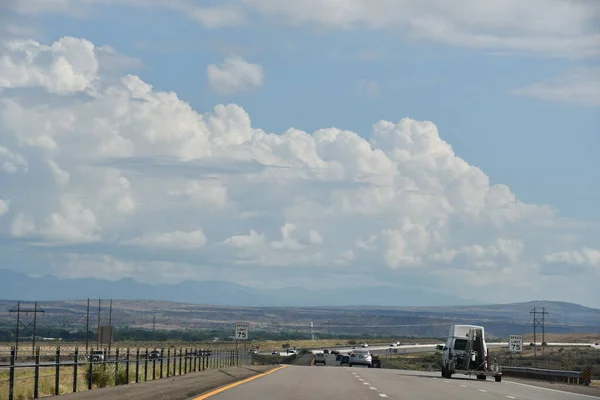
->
[441,324,502,382]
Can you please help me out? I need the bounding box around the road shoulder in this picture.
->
[505,377,600,397]
[57,365,277,400]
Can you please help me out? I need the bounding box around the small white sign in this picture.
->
[235,322,249,340]
[509,334,523,353]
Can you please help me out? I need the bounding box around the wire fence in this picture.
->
[0,346,252,400]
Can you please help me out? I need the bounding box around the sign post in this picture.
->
[235,322,249,366]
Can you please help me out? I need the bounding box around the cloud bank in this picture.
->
[0,35,599,305]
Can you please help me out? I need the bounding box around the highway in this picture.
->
[193,360,600,400]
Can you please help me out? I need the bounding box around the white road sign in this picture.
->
[509,334,523,353]
[235,322,249,340]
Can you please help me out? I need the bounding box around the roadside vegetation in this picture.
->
[378,346,600,381]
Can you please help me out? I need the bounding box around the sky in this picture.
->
[0,0,599,307]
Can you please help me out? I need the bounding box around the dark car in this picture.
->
[330,350,340,355]
[340,355,350,366]
[335,354,343,361]
[149,350,161,359]
[323,349,329,354]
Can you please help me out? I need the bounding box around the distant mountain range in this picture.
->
[1,271,599,338]
[0,269,482,307]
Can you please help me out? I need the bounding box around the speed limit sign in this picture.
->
[509,335,523,353]
[235,322,249,340]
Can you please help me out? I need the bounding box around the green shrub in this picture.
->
[86,364,114,388]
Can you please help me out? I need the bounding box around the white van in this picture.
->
[441,324,501,382]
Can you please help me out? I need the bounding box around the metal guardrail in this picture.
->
[501,366,591,385]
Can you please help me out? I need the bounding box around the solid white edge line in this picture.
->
[505,381,600,399]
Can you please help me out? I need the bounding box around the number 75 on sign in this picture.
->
[235,322,249,340]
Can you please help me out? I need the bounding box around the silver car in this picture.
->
[349,349,372,367]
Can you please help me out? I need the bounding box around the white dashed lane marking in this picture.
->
[370,387,377,390]
[479,389,488,393]
[379,395,388,398]
[505,396,517,399]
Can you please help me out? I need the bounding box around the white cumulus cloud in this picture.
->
[0,35,598,305]
[207,55,265,95]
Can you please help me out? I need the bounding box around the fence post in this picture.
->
[114,348,120,385]
[167,348,171,378]
[193,348,197,372]
[54,347,61,396]
[184,348,188,374]
[144,349,149,381]
[73,347,79,393]
[33,347,41,398]
[173,348,177,376]
[152,349,156,380]
[160,348,164,379]
[135,348,140,383]
[8,347,15,400]
[125,349,130,384]
[179,349,182,375]
[87,349,93,390]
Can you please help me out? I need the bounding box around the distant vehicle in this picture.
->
[272,350,280,355]
[361,343,369,348]
[286,349,297,354]
[441,324,502,382]
[323,349,329,354]
[390,342,398,347]
[149,350,160,359]
[314,353,326,366]
[249,349,258,354]
[436,344,444,350]
[340,355,350,366]
[349,350,372,367]
[89,350,105,362]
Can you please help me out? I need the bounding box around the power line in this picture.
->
[530,306,549,363]
[9,301,45,357]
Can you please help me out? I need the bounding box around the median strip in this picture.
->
[193,365,289,399]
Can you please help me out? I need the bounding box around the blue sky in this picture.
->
[0,0,599,307]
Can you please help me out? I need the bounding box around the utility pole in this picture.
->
[9,302,45,357]
[85,298,90,354]
[108,299,113,353]
[97,299,101,349]
[152,311,156,341]
[530,307,549,363]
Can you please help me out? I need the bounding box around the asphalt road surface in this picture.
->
[198,362,600,400]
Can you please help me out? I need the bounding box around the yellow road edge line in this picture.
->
[193,365,290,400]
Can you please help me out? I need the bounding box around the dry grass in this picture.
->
[0,352,241,400]
[520,333,600,343]
[489,346,600,379]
